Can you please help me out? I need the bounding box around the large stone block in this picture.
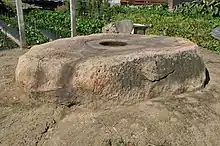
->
[15,33,207,106]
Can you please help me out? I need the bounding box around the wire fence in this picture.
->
[0,0,169,50]
[0,1,17,50]
[0,0,114,49]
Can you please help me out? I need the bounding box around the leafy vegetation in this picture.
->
[175,0,220,17]
[111,6,220,51]
[0,0,15,17]
[0,31,17,50]
[1,0,220,51]
[25,4,220,51]
[25,9,107,37]
[0,15,48,45]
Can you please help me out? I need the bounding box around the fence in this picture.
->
[120,0,167,5]
[0,0,75,49]
[0,0,194,50]
[0,0,113,49]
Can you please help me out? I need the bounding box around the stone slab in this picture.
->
[15,33,207,107]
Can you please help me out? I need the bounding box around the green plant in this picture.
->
[0,15,48,45]
[1,4,220,52]
[0,31,17,50]
[111,6,220,51]
[25,9,107,37]
[0,0,16,17]
[175,0,220,17]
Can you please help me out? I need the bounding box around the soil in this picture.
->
[0,48,220,146]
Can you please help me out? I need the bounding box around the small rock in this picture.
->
[102,23,118,33]
[211,26,220,40]
[102,20,134,34]
[115,19,134,34]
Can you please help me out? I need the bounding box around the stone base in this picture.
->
[15,33,207,106]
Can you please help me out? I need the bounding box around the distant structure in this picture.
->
[22,0,64,9]
[120,0,167,5]
[108,0,121,6]
[116,0,194,9]
[0,1,16,16]
[168,0,194,10]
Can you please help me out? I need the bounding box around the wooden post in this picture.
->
[15,0,26,49]
[70,0,76,37]
[168,0,174,11]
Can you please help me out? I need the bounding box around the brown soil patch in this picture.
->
[0,48,220,146]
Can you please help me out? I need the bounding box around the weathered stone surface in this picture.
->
[115,19,134,34]
[15,33,207,106]
[211,26,220,40]
[102,22,118,33]
[102,20,134,34]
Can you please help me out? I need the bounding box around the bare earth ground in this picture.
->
[0,48,220,146]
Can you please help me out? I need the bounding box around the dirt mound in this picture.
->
[42,96,220,146]
[0,104,66,146]
[16,34,207,107]
[0,46,220,146]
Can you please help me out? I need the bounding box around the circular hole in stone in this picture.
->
[99,41,127,47]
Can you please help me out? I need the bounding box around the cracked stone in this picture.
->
[15,33,207,107]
